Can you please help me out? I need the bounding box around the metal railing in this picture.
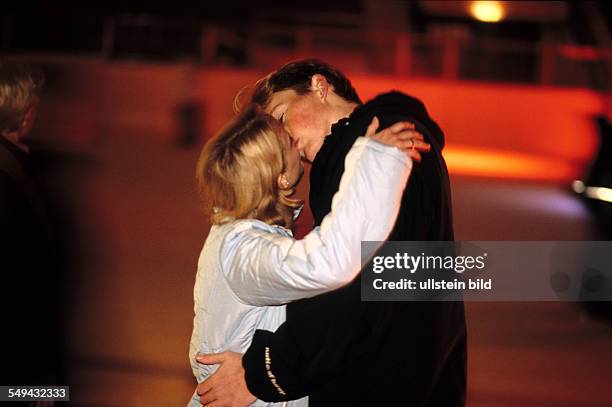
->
[209,24,610,91]
[5,16,610,92]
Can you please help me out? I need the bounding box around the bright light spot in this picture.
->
[585,186,612,203]
[572,180,586,194]
[470,1,505,23]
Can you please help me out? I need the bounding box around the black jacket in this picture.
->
[243,92,467,406]
[0,136,60,385]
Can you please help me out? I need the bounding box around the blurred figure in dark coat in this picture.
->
[0,61,62,389]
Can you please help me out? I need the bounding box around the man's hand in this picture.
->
[366,116,431,162]
[196,351,257,407]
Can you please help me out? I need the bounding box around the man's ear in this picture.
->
[310,74,329,102]
[20,103,38,136]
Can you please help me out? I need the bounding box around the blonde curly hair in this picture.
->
[196,105,302,228]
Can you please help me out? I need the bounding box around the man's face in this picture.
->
[266,89,330,162]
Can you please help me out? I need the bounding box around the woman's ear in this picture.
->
[310,74,329,102]
[277,173,290,190]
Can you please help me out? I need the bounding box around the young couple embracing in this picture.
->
[188,59,466,407]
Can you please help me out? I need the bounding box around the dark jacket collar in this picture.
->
[313,90,446,184]
[330,91,445,150]
[0,134,28,159]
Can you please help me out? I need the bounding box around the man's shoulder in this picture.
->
[359,91,445,149]
[366,90,425,107]
[0,170,28,212]
[361,91,429,120]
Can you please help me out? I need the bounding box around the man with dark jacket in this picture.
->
[0,61,61,390]
[196,59,466,406]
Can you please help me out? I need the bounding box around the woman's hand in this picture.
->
[365,116,431,162]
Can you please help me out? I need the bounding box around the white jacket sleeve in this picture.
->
[221,137,412,306]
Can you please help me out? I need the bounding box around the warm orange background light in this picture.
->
[443,145,578,181]
[35,63,603,184]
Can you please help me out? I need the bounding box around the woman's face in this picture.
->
[280,128,304,188]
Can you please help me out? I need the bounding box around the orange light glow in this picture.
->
[444,145,579,182]
[470,1,505,23]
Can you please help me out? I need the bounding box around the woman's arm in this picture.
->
[221,136,413,306]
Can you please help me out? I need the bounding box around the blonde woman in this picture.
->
[189,106,425,406]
